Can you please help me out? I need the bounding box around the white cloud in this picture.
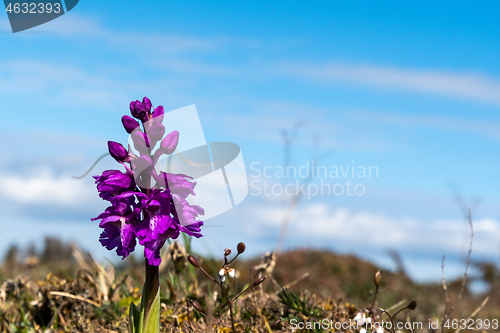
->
[279,62,500,105]
[0,167,94,207]
[348,110,500,141]
[252,203,500,257]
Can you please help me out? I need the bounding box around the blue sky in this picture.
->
[1,1,500,281]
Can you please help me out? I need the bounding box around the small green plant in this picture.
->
[278,287,324,318]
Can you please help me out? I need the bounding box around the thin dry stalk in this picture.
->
[49,291,100,307]
[441,206,474,333]
[277,272,309,292]
[453,296,490,333]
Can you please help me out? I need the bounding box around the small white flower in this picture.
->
[376,327,384,333]
[354,312,366,326]
[366,317,372,324]
[360,329,367,333]
[218,268,226,282]
[228,268,236,278]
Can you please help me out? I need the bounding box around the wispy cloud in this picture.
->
[349,110,500,141]
[44,15,259,54]
[0,167,94,207]
[0,59,192,110]
[252,203,498,257]
[279,62,500,105]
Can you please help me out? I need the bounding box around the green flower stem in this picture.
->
[144,259,159,319]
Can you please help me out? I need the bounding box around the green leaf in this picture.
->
[121,296,141,309]
[129,301,141,333]
[143,288,161,333]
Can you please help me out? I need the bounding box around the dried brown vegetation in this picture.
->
[0,238,498,332]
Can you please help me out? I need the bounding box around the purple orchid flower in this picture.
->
[92,192,144,258]
[93,97,204,266]
[135,190,180,265]
[93,170,135,201]
[158,172,197,198]
[172,194,205,229]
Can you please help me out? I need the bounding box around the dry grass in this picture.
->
[0,238,498,332]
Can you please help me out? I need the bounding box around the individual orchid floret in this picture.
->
[179,219,204,238]
[93,170,135,201]
[172,195,205,227]
[135,190,180,265]
[158,172,196,198]
[121,115,141,134]
[92,192,143,258]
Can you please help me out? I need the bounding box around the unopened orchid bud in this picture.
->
[253,276,266,286]
[237,242,246,254]
[129,100,148,122]
[152,105,164,123]
[108,141,130,162]
[131,131,149,153]
[407,299,417,310]
[224,248,232,256]
[144,122,165,148]
[374,270,382,287]
[121,116,141,134]
[159,130,179,155]
[142,97,152,113]
[187,255,199,268]
[191,300,205,313]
